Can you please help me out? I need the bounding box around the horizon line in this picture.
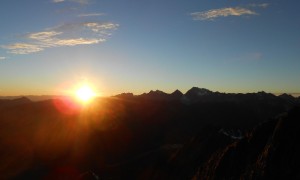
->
[1,91,300,99]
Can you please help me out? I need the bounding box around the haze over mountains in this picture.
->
[1,87,299,102]
[0,87,299,179]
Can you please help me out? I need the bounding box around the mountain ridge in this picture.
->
[0,87,299,179]
[1,87,299,102]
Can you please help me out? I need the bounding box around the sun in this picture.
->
[75,85,96,103]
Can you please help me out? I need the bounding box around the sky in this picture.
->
[0,0,300,96]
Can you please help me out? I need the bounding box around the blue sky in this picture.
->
[0,0,300,96]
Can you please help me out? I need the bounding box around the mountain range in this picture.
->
[1,87,299,102]
[0,87,299,179]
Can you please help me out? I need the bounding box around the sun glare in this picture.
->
[75,85,96,103]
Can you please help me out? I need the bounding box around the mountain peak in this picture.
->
[115,93,134,98]
[149,90,166,95]
[185,87,212,97]
[171,89,183,95]
[139,90,169,100]
[278,93,296,102]
[170,89,183,99]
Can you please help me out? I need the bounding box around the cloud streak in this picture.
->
[0,56,6,60]
[191,7,257,21]
[191,3,269,21]
[55,38,104,46]
[2,22,119,54]
[3,43,44,54]
[78,13,104,17]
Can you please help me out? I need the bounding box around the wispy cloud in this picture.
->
[3,43,44,54]
[55,38,104,46]
[78,13,104,17]
[0,56,6,60]
[191,7,257,21]
[2,22,119,54]
[191,3,269,21]
[28,31,62,42]
[84,22,119,33]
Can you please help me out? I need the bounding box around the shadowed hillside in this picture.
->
[0,87,299,179]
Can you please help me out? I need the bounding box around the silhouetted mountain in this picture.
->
[279,93,297,103]
[170,89,183,99]
[0,95,66,101]
[139,90,169,100]
[0,97,31,107]
[126,107,300,180]
[114,93,134,99]
[114,87,299,106]
[191,106,300,180]
[0,87,299,179]
[185,87,212,98]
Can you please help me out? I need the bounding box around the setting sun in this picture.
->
[75,85,96,103]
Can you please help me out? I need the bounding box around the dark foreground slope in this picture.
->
[192,106,300,180]
[0,88,299,179]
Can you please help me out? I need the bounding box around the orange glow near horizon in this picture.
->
[75,85,96,103]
